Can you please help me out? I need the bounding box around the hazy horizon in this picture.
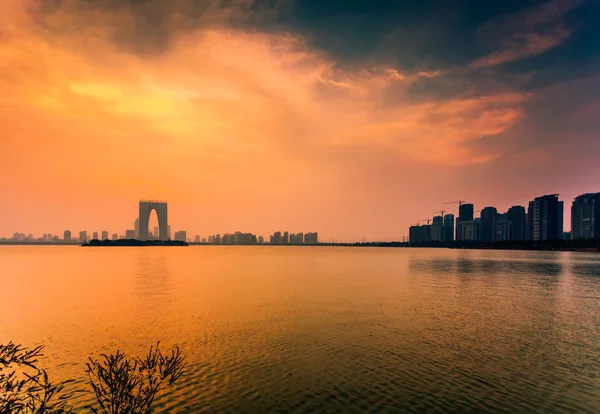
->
[2,0,600,240]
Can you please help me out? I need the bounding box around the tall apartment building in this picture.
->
[571,193,600,240]
[528,194,564,241]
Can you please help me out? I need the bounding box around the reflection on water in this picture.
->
[1,246,599,413]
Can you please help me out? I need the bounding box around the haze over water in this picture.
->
[1,246,599,413]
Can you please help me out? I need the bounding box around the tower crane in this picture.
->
[433,210,446,217]
[418,219,431,225]
[443,200,466,207]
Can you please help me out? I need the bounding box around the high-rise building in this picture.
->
[304,232,319,244]
[195,235,200,242]
[493,214,513,242]
[112,233,118,240]
[571,193,600,240]
[528,194,564,241]
[134,218,140,239]
[258,236,264,244]
[101,231,108,240]
[283,231,289,244]
[174,231,187,242]
[443,214,455,243]
[431,216,444,242]
[458,220,479,241]
[79,231,87,243]
[92,232,99,240]
[168,225,171,240]
[63,230,71,242]
[272,231,282,245]
[479,207,498,243]
[456,203,474,240]
[507,206,527,241]
[126,229,135,239]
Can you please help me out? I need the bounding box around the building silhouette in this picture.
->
[479,207,498,243]
[456,203,474,240]
[101,231,108,240]
[112,233,118,241]
[174,231,187,242]
[304,232,319,244]
[571,193,600,240]
[431,216,443,242]
[92,232,99,240]
[507,206,527,241]
[528,194,564,241]
[139,200,168,241]
[458,220,479,241]
[443,214,455,242]
[125,229,135,239]
[63,230,71,242]
[493,213,513,242]
[134,218,139,239]
[79,231,87,243]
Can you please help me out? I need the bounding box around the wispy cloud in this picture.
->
[470,0,584,69]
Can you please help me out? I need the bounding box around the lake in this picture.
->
[1,246,599,413]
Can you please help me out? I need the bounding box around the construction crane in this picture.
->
[418,219,431,225]
[443,200,466,207]
[433,210,446,217]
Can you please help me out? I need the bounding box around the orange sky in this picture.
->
[1,0,599,240]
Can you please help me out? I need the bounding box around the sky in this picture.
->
[1,0,600,241]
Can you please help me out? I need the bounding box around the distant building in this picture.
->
[195,235,200,242]
[79,231,87,243]
[272,231,282,245]
[571,193,600,240]
[168,225,171,240]
[202,238,207,243]
[283,231,289,244]
[431,216,444,242]
[92,232,99,240]
[63,230,71,242]
[458,220,479,241]
[174,231,187,242]
[134,218,140,239]
[258,236,264,244]
[410,225,431,243]
[101,231,108,240]
[153,227,159,238]
[528,194,564,241]
[304,232,319,244]
[290,233,304,244]
[443,214,455,243]
[409,226,421,244]
[112,233,118,241]
[493,216,513,242]
[457,203,474,240]
[479,207,498,243]
[507,206,527,241]
[125,229,135,239]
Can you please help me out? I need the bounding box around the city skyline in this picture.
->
[2,0,600,241]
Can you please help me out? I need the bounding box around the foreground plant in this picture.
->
[1,342,186,414]
[86,342,186,414]
[0,342,74,413]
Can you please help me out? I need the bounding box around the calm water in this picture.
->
[1,246,599,413]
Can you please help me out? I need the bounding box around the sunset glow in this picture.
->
[2,0,599,240]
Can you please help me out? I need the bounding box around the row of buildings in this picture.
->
[409,192,600,243]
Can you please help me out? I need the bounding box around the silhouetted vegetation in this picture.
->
[0,342,185,414]
[0,342,74,413]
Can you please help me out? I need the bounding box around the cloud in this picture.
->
[0,0,529,169]
[470,0,584,69]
